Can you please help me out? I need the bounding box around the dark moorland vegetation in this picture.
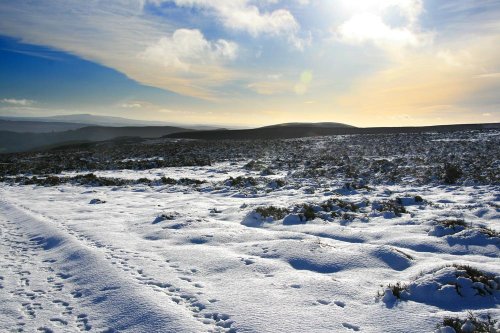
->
[0,129,499,185]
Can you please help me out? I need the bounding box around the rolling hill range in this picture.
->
[1,121,499,153]
[0,126,193,153]
[0,114,226,132]
[0,119,90,133]
[165,122,500,140]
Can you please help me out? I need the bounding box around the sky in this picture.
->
[0,0,499,127]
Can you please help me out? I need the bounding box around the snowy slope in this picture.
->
[1,158,498,332]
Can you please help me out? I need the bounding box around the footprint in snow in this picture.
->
[49,317,68,326]
[77,314,92,331]
[52,299,69,307]
[56,272,71,280]
[334,300,346,308]
[342,323,360,331]
[240,257,255,265]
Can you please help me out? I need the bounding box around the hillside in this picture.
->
[2,121,499,153]
[165,122,500,140]
[0,125,193,153]
[261,122,356,129]
[0,119,90,133]
[0,114,228,130]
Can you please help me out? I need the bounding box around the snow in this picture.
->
[1,133,499,332]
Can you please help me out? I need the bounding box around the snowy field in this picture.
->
[0,131,499,332]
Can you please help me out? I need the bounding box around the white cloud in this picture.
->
[267,74,282,80]
[165,0,305,48]
[335,0,431,49]
[140,29,237,71]
[337,13,421,47]
[121,103,143,108]
[1,98,35,106]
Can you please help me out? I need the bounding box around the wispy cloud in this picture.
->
[0,48,63,61]
[476,72,500,79]
[247,80,292,95]
[121,103,143,109]
[0,1,240,100]
[1,98,35,106]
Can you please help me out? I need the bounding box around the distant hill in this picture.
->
[0,114,227,130]
[2,121,499,153]
[0,114,175,127]
[261,122,356,129]
[0,125,193,153]
[165,122,500,140]
[0,119,90,133]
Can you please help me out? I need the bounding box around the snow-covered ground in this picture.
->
[1,133,499,332]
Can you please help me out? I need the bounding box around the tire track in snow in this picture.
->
[0,212,92,332]
[1,198,236,333]
[108,254,236,333]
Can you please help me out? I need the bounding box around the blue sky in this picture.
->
[0,0,499,126]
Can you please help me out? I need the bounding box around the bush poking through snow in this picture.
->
[418,265,498,302]
[477,227,500,238]
[429,221,499,239]
[260,167,275,176]
[160,176,177,185]
[4,173,205,187]
[389,282,409,299]
[341,182,373,192]
[301,204,317,221]
[381,265,499,307]
[396,196,427,206]
[451,265,499,296]
[243,160,265,171]
[255,206,289,220]
[153,212,179,224]
[443,163,463,184]
[267,179,285,189]
[321,198,359,213]
[437,312,498,333]
[177,178,205,186]
[378,282,409,302]
[372,200,407,216]
[242,207,290,227]
[441,220,468,229]
[429,220,469,237]
[226,176,257,187]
